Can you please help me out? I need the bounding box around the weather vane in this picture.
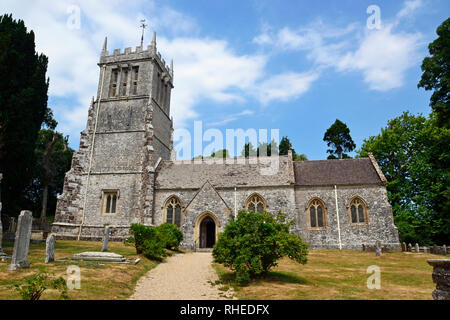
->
[140,19,148,47]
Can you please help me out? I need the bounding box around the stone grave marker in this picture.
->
[375,240,382,257]
[408,243,412,252]
[8,211,33,270]
[415,243,420,253]
[45,234,55,263]
[401,242,406,252]
[102,226,110,252]
[443,245,447,256]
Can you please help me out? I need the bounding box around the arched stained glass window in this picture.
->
[307,199,327,229]
[245,194,266,213]
[165,197,183,228]
[349,197,368,225]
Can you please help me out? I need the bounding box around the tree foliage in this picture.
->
[323,119,356,159]
[212,210,308,283]
[0,14,49,217]
[23,129,74,220]
[418,18,450,128]
[358,112,450,245]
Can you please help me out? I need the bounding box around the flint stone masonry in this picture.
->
[427,259,450,300]
[52,40,400,251]
[45,234,55,263]
[8,211,33,270]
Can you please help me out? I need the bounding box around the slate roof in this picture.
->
[293,158,383,186]
[155,156,293,189]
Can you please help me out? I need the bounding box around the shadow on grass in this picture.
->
[214,264,309,288]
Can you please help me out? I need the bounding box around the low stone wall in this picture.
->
[427,259,450,300]
[51,223,131,241]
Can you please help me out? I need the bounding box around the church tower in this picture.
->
[53,33,174,240]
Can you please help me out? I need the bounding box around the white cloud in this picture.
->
[397,0,423,19]
[253,0,424,92]
[257,72,319,105]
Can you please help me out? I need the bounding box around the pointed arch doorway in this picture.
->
[195,212,219,249]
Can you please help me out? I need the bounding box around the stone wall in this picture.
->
[295,185,400,250]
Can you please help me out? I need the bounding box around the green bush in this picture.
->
[9,272,68,300]
[130,224,156,254]
[212,210,309,283]
[129,224,168,261]
[157,223,183,249]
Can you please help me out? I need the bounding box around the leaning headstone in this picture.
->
[408,243,412,252]
[427,259,450,300]
[443,245,447,256]
[375,240,382,257]
[415,243,420,253]
[401,242,406,252]
[8,211,33,270]
[101,226,110,252]
[45,234,55,263]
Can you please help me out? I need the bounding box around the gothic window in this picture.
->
[121,68,128,96]
[245,194,266,213]
[165,196,183,228]
[307,198,327,229]
[102,190,119,216]
[348,197,368,225]
[132,67,139,95]
[109,69,119,97]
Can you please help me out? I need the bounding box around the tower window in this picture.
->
[132,67,139,95]
[121,69,128,96]
[102,190,119,216]
[109,69,119,97]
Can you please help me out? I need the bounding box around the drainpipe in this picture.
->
[234,187,237,219]
[78,65,107,241]
[334,185,342,250]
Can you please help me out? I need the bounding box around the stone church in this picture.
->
[52,35,401,250]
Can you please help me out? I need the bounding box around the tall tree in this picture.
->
[323,119,356,159]
[358,112,449,245]
[418,18,450,128]
[279,136,296,157]
[0,14,49,217]
[241,142,257,158]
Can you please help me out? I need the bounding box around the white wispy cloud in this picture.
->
[253,0,424,92]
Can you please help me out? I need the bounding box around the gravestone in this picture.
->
[8,211,33,270]
[415,243,420,253]
[443,245,447,256]
[102,226,110,252]
[375,240,382,257]
[408,243,412,252]
[401,242,406,252]
[424,247,428,254]
[45,234,55,263]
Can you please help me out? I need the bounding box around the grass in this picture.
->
[213,250,439,300]
[0,240,162,300]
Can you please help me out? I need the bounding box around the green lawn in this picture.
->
[214,250,438,300]
[0,240,159,300]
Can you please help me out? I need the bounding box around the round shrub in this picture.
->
[157,223,183,249]
[130,224,156,254]
[212,210,308,283]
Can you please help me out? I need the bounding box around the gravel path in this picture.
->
[130,252,235,300]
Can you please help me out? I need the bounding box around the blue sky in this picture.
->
[2,0,449,160]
